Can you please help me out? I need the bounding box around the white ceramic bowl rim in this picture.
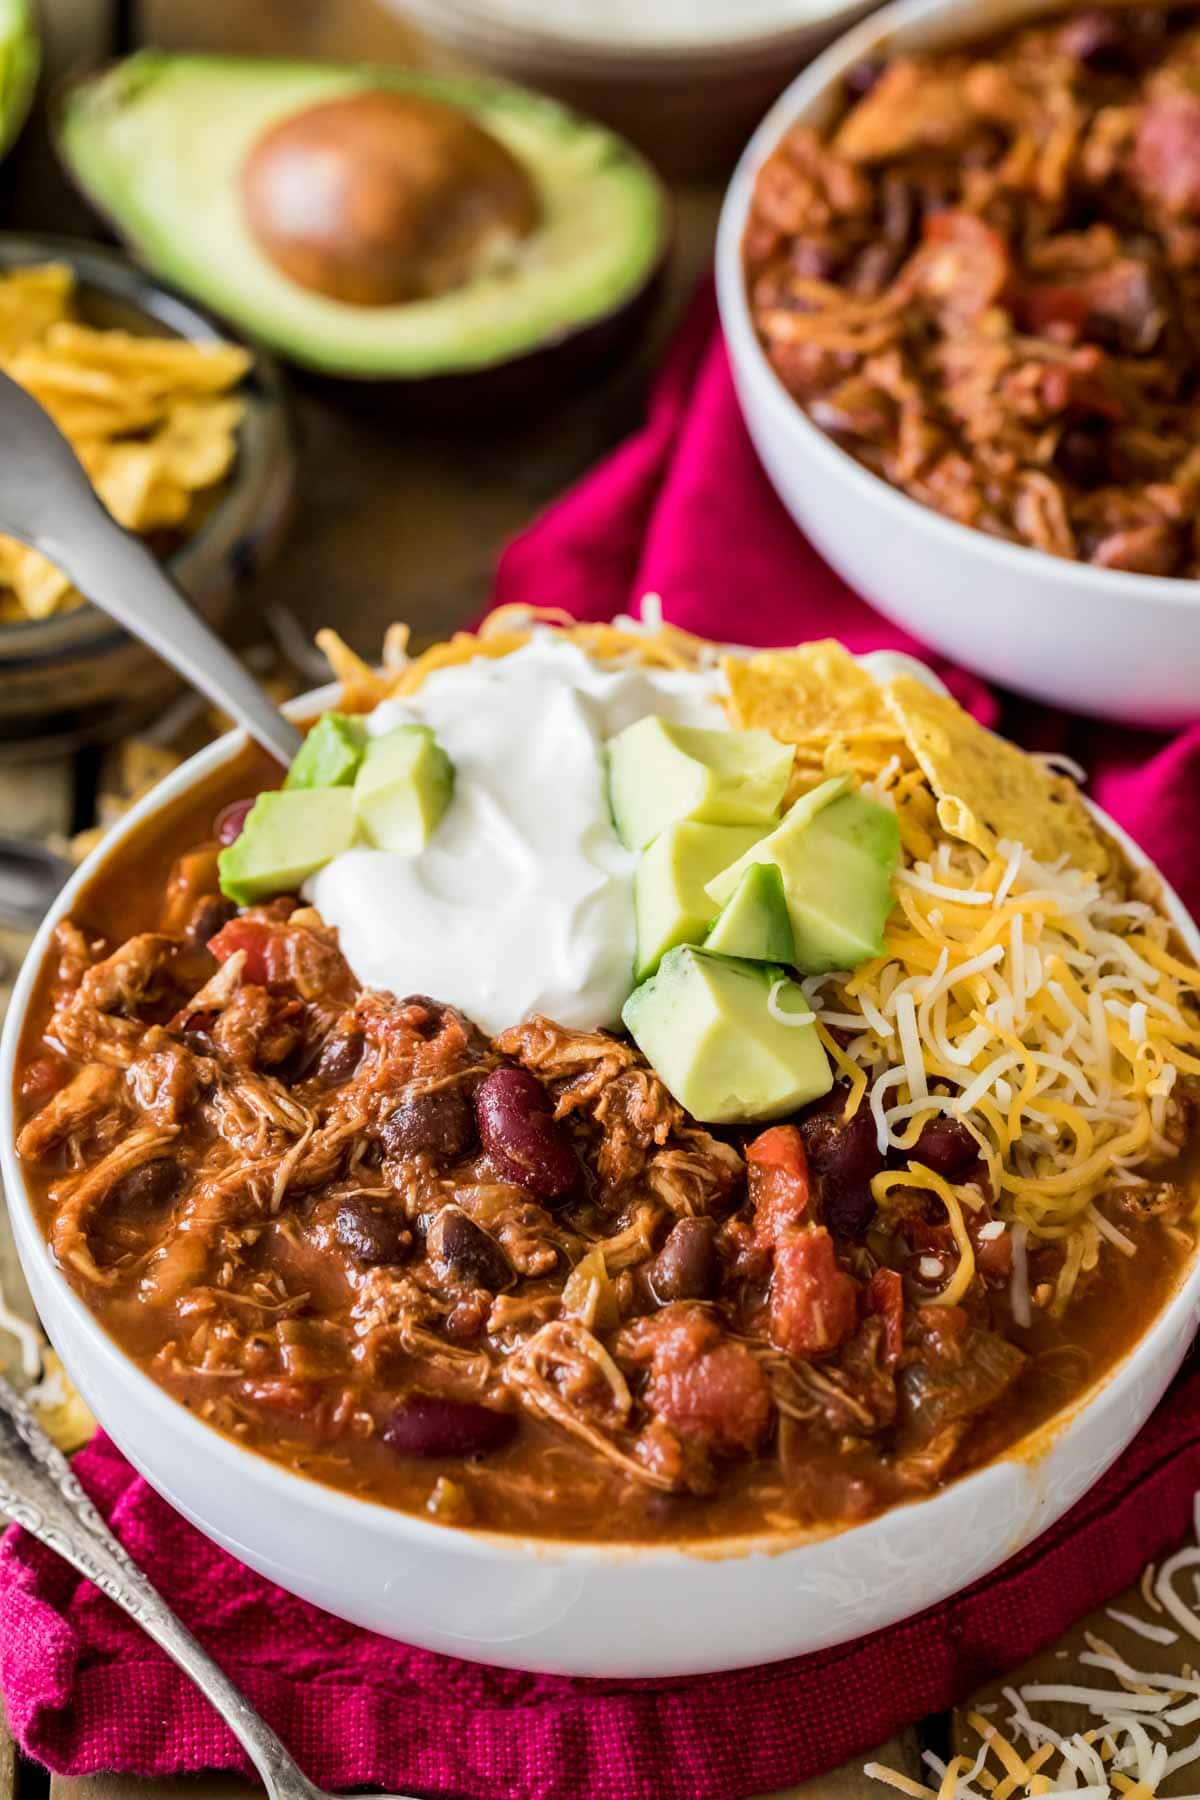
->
[3,688,1200,1574]
[715,0,1200,612]
[399,0,869,64]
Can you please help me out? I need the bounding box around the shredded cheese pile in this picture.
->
[802,786,1200,1314]
[869,1496,1200,1799]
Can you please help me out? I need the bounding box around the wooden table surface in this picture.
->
[0,4,1195,1798]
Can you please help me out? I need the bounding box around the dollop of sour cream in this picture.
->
[307,637,726,1035]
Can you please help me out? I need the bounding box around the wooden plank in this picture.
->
[953,1562,1199,1793]
[50,1778,258,1800]
[761,1733,923,1798]
[0,756,75,1384]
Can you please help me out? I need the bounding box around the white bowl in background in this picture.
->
[716,0,1200,730]
[2,697,1199,1676]
[392,0,877,177]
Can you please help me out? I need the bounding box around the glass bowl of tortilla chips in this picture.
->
[0,234,295,755]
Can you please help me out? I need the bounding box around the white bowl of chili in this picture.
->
[3,668,1200,1678]
[717,0,1200,729]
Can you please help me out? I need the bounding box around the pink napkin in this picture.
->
[3,282,1200,1798]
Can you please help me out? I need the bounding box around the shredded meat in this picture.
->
[745,9,1200,575]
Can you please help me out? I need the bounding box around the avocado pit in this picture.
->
[240,89,541,307]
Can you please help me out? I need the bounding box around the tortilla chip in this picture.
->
[0,267,248,623]
[724,641,903,745]
[0,263,73,359]
[882,677,1108,874]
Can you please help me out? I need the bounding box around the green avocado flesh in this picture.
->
[219,789,357,905]
[0,0,37,159]
[633,820,765,982]
[354,724,454,853]
[704,862,794,964]
[608,717,793,851]
[622,947,832,1125]
[285,714,368,791]
[708,778,899,976]
[58,54,666,378]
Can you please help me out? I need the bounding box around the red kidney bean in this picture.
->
[797,1085,884,1241]
[380,1088,474,1162]
[1058,7,1126,66]
[913,1116,978,1180]
[214,798,256,845]
[382,1397,516,1459]
[334,1199,411,1267]
[799,1087,884,1191]
[648,1218,719,1303]
[474,1067,579,1201]
[427,1205,512,1292]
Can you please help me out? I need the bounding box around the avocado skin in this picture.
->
[57,53,669,386]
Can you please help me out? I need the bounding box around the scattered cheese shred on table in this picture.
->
[867,1496,1200,1797]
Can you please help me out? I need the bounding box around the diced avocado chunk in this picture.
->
[707,777,899,976]
[354,724,454,854]
[218,788,356,905]
[284,713,368,791]
[706,775,850,908]
[621,947,832,1125]
[704,862,794,964]
[607,716,793,851]
[634,821,765,982]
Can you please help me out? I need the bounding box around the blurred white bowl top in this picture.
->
[414,0,857,55]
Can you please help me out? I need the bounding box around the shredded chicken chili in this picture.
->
[12,745,1198,1542]
[744,4,1200,574]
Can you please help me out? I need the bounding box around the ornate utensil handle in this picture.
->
[0,1376,323,1800]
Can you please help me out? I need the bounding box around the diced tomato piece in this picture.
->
[631,1307,772,1455]
[769,1226,859,1359]
[1015,282,1090,339]
[747,1124,812,1250]
[919,210,1010,324]
[865,1267,904,1366]
[207,918,272,985]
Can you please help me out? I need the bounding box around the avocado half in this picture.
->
[57,54,668,381]
[0,0,37,160]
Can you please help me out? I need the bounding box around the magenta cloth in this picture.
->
[3,283,1200,1799]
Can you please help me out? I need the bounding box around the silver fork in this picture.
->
[0,370,301,767]
[0,1374,423,1799]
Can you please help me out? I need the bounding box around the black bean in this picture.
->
[110,1158,182,1216]
[844,56,885,99]
[184,894,236,950]
[1055,424,1110,490]
[913,1116,979,1180]
[791,239,839,281]
[474,1067,579,1201]
[427,1205,512,1291]
[315,1029,364,1088]
[380,1088,474,1162]
[823,1184,877,1241]
[334,1198,411,1266]
[382,1396,516,1459]
[648,1218,719,1303]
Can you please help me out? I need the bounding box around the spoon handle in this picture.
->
[42,500,303,767]
[0,1376,322,1800]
